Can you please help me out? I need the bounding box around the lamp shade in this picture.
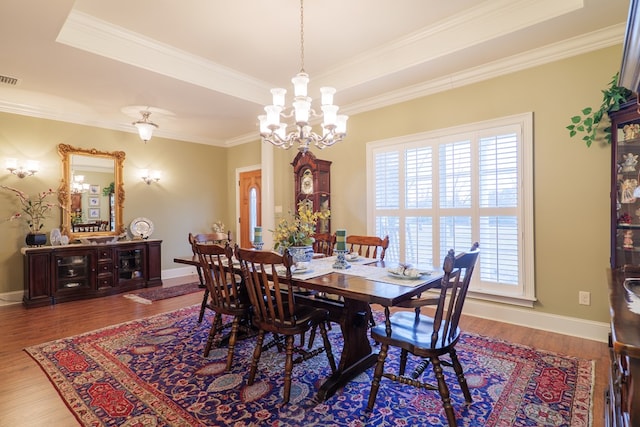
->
[132,110,159,142]
[135,122,156,142]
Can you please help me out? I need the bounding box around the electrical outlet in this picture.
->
[579,291,591,306]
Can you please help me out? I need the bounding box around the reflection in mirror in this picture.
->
[58,144,125,240]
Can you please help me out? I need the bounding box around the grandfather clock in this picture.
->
[292,151,331,233]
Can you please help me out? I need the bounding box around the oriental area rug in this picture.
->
[123,282,203,304]
[25,305,594,426]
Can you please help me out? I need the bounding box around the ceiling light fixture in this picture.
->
[71,174,90,193]
[258,0,348,153]
[132,111,158,143]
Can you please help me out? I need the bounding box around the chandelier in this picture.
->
[132,110,158,143]
[71,174,90,193]
[258,0,348,153]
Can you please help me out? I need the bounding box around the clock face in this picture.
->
[301,170,313,194]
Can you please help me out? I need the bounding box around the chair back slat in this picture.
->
[194,242,242,310]
[189,231,232,255]
[313,233,335,256]
[430,243,480,348]
[235,247,296,329]
[346,235,389,260]
[448,242,480,334]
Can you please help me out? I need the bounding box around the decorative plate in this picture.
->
[387,267,424,280]
[130,217,154,238]
[292,267,313,275]
[624,278,640,298]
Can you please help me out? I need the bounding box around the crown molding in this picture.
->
[57,10,272,105]
[0,22,626,147]
[343,24,625,117]
[312,0,584,90]
[227,24,625,146]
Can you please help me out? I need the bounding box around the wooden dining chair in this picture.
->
[189,231,234,322]
[194,242,250,370]
[346,234,389,260]
[235,246,337,404]
[366,245,480,427]
[313,232,335,257]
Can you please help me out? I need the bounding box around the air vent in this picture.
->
[0,74,19,86]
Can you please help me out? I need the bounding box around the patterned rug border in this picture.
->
[24,305,595,426]
[123,282,203,304]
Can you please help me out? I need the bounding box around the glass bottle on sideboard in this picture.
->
[610,99,640,268]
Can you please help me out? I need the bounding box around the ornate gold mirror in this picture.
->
[57,144,125,240]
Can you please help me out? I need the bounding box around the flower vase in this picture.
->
[26,233,47,247]
[288,245,314,263]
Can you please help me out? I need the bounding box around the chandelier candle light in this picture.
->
[258,0,348,153]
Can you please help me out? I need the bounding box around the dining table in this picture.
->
[174,252,443,402]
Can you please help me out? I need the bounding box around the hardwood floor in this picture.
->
[0,278,609,427]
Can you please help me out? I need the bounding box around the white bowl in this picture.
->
[295,261,310,271]
[347,252,359,261]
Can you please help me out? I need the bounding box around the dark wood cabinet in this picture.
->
[292,151,331,233]
[607,269,640,426]
[610,99,640,268]
[22,239,162,307]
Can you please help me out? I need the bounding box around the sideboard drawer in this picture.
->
[98,248,113,260]
[97,263,112,274]
[97,275,114,289]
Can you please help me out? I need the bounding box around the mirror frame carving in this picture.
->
[57,144,125,240]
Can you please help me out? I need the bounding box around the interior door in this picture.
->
[239,169,261,248]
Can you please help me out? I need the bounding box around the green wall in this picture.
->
[0,44,620,324]
[253,46,620,323]
[0,115,228,292]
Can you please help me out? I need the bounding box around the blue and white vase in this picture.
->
[287,245,314,263]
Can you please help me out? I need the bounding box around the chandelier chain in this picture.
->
[299,0,305,72]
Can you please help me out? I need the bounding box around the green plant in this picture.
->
[567,73,633,147]
[102,182,115,196]
[272,200,330,250]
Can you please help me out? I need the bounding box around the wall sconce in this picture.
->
[6,158,39,178]
[140,169,161,185]
[132,111,158,143]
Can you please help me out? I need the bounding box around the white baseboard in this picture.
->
[0,290,24,306]
[163,266,198,280]
[2,267,612,343]
[463,298,610,343]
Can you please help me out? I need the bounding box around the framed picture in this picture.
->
[88,196,100,207]
[89,185,100,195]
[89,208,100,219]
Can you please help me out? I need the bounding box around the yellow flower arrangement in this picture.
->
[272,200,330,250]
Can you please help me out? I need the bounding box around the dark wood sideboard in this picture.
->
[22,239,162,307]
[607,268,640,426]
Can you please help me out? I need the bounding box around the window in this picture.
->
[367,113,534,305]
